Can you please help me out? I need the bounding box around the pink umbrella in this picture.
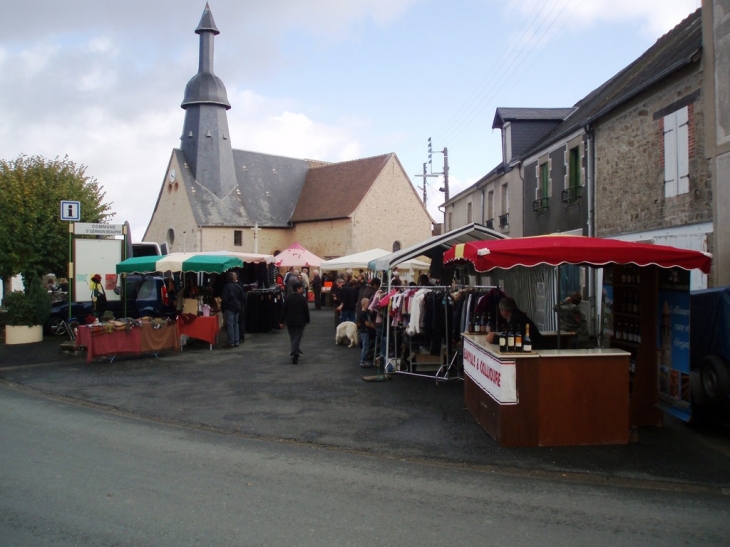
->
[269,242,323,268]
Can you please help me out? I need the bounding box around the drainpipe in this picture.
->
[585,125,597,339]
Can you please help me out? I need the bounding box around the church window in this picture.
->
[392,241,401,252]
[167,229,175,246]
[234,230,242,246]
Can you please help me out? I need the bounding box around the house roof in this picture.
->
[522,8,702,158]
[290,153,393,222]
[492,108,576,129]
[174,148,311,229]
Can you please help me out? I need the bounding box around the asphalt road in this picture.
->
[2,386,730,546]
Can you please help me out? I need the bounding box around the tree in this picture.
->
[0,155,113,300]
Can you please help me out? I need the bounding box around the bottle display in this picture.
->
[515,328,523,353]
[507,327,515,352]
[499,326,507,353]
[523,324,532,352]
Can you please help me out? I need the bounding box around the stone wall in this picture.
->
[595,69,713,238]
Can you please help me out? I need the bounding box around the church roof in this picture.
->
[290,154,393,222]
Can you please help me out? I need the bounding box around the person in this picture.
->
[338,278,360,324]
[58,278,69,293]
[285,269,300,296]
[280,281,310,364]
[358,277,381,306]
[300,267,310,301]
[310,269,323,310]
[282,266,295,287]
[90,274,107,317]
[554,291,589,348]
[221,271,245,348]
[331,277,345,327]
[417,273,431,286]
[358,297,376,368]
[486,297,545,349]
[46,279,55,291]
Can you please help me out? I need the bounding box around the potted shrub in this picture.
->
[4,276,51,344]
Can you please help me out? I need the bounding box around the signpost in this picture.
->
[60,200,81,221]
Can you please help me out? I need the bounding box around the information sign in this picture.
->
[60,200,81,221]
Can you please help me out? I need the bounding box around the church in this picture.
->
[143,4,434,260]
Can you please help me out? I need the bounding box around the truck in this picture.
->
[690,286,730,420]
[45,274,176,336]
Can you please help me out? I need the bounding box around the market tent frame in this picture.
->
[322,248,430,272]
[268,242,323,268]
[116,253,244,274]
[368,223,507,274]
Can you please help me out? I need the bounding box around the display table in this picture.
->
[463,333,631,447]
[177,314,221,350]
[76,322,179,364]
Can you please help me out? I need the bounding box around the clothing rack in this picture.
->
[371,285,455,382]
[374,284,500,383]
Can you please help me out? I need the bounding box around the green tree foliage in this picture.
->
[0,155,113,292]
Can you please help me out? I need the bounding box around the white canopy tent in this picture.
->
[321,248,430,272]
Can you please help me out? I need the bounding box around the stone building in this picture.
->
[143,5,433,260]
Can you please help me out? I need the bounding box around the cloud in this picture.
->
[502,0,701,39]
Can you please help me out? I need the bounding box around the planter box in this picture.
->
[5,324,43,345]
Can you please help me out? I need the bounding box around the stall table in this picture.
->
[177,314,222,350]
[76,322,179,364]
[463,333,630,447]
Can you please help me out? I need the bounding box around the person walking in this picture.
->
[358,298,376,368]
[280,281,310,364]
[311,269,323,310]
[221,271,245,348]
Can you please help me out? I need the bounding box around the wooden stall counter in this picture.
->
[462,333,631,447]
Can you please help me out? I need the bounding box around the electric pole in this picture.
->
[426,137,450,203]
[413,162,439,206]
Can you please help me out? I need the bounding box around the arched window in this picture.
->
[167,228,175,246]
[392,241,401,252]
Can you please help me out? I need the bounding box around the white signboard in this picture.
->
[60,200,81,221]
[73,238,123,303]
[462,337,518,404]
[74,223,125,236]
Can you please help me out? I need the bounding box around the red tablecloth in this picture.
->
[76,326,142,364]
[177,314,220,346]
[76,323,179,364]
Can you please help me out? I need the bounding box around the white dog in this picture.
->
[335,321,359,348]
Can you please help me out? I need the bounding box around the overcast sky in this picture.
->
[0,0,702,242]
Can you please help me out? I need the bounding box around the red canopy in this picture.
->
[443,235,712,274]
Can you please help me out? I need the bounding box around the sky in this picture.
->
[0,0,702,242]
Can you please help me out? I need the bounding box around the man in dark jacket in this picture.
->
[486,297,545,349]
[358,277,381,306]
[221,271,245,348]
[311,269,323,310]
[280,282,310,364]
[337,278,360,324]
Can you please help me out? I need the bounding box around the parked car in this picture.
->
[45,274,176,336]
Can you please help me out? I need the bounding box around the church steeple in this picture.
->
[180,3,237,198]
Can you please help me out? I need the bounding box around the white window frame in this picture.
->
[664,106,689,198]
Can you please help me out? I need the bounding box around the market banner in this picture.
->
[462,337,517,404]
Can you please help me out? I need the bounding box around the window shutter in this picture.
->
[664,112,678,198]
[677,106,689,195]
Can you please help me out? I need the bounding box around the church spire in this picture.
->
[180,3,237,199]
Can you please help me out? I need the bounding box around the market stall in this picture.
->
[444,235,713,446]
[76,319,178,364]
[365,224,506,380]
[116,252,246,349]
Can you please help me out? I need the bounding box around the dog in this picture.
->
[335,321,359,348]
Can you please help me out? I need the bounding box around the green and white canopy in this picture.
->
[116,252,245,274]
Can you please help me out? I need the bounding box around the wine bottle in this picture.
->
[486,313,493,334]
[515,328,523,353]
[507,327,515,352]
[499,326,507,353]
[523,324,532,352]
[468,314,474,333]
